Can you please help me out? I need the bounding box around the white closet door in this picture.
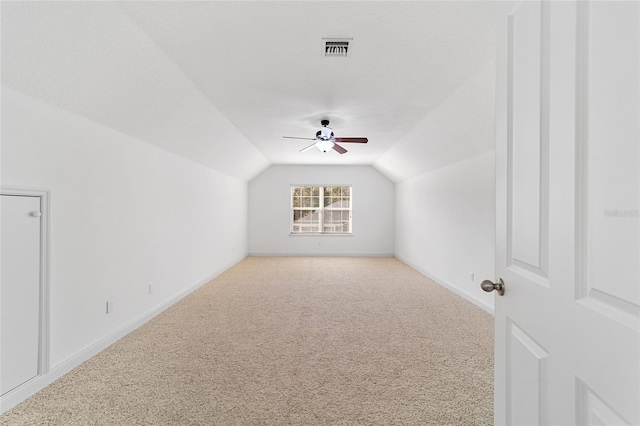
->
[1,195,41,395]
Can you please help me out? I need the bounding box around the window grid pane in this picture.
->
[292,185,351,234]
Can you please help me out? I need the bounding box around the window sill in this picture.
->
[289,233,353,237]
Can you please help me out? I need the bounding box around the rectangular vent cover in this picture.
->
[323,38,352,58]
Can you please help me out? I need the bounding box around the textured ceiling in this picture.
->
[1,1,496,182]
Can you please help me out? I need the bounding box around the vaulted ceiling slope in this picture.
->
[1,1,496,183]
[1,1,270,181]
[374,58,495,182]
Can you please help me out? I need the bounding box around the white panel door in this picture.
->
[494,1,639,425]
[1,195,41,395]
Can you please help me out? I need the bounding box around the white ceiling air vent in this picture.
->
[322,38,352,58]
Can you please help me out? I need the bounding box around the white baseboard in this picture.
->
[0,256,245,415]
[395,255,494,315]
[249,252,395,257]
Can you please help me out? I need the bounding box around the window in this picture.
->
[291,186,352,234]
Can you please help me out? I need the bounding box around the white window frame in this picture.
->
[290,185,352,234]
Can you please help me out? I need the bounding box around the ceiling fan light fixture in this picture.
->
[316,140,335,153]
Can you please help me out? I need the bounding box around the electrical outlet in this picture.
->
[149,283,154,294]
[106,300,114,314]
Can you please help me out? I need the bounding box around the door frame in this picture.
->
[1,187,50,394]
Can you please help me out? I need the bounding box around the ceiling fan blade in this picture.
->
[334,137,368,143]
[332,143,348,154]
[299,143,316,153]
[283,136,317,141]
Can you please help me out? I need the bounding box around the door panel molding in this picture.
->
[574,1,640,331]
[507,319,549,426]
[576,378,631,426]
[506,0,551,286]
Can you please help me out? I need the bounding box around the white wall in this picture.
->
[249,165,394,256]
[395,151,496,312]
[1,87,248,403]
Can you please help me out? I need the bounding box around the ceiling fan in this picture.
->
[283,120,368,154]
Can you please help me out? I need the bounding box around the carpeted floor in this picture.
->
[1,257,494,425]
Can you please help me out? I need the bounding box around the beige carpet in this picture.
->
[2,257,494,425]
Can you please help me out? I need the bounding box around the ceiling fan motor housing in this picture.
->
[317,126,334,140]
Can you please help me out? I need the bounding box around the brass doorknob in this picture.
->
[481,278,505,296]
